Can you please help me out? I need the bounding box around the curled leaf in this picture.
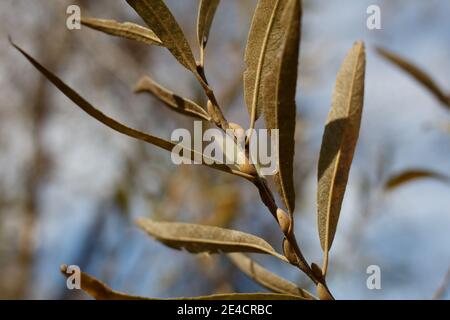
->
[263,0,301,214]
[197,0,220,48]
[227,253,315,299]
[377,47,450,107]
[126,0,197,72]
[136,218,288,262]
[384,169,449,190]
[244,0,293,126]
[317,42,366,275]
[81,17,162,46]
[135,76,211,121]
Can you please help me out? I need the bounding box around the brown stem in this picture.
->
[194,57,334,299]
[195,66,229,130]
[253,177,329,288]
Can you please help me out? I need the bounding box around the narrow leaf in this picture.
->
[60,264,302,300]
[81,17,162,46]
[244,0,292,125]
[135,76,211,121]
[136,218,288,262]
[227,253,315,299]
[126,0,197,72]
[377,47,450,107]
[197,0,220,48]
[10,40,234,176]
[263,0,301,214]
[317,42,366,270]
[384,169,449,190]
[60,264,149,300]
[192,293,305,300]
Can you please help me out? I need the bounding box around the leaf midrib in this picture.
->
[324,44,363,252]
[273,14,292,215]
[249,0,282,124]
[198,0,216,45]
[140,1,195,70]
[150,232,288,262]
[162,235,273,252]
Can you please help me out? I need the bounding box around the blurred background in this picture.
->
[0,0,449,299]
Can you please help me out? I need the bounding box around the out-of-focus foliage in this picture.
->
[1,0,450,300]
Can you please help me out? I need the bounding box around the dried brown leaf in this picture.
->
[81,17,162,46]
[263,0,301,215]
[60,264,149,300]
[197,0,220,48]
[195,293,305,300]
[377,47,450,107]
[60,264,303,300]
[135,76,211,121]
[317,42,366,273]
[126,0,197,72]
[384,169,449,190]
[10,40,236,177]
[244,0,293,125]
[136,218,288,262]
[227,253,315,299]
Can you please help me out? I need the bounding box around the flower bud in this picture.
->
[276,208,291,234]
[311,262,324,281]
[239,161,257,176]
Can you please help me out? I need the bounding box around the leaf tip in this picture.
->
[8,35,21,52]
[133,76,150,94]
[7,34,13,46]
[60,264,69,274]
[134,217,147,229]
[353,40,366,54]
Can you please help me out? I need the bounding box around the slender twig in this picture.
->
[254,176,331,291]
[192,46,334,299]
[199,46,206,70]
[195,66,229,130]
